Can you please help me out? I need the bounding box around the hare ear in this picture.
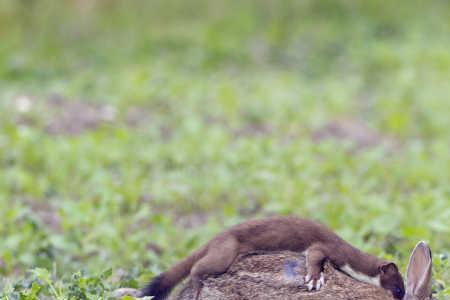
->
[406,241,432,297]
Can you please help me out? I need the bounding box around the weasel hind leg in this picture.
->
[190,236,239,300]
[305,245,327,291]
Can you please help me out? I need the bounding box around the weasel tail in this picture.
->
[140,246,208,300]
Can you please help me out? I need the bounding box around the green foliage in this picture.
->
[1,267,114,300]
[0,0,449,299]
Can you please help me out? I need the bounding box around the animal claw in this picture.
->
[307,280,314,291]
[315,272,325,290]
[305,272,325,291]
[305,274,311,282]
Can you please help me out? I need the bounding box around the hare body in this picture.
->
[174,250,394,300]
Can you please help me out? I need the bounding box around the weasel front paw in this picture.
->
[305,272,325,291]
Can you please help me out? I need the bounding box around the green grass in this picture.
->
[0,0,449,299]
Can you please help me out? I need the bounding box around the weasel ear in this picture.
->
[379,262,399,274]
[406,241,432,298]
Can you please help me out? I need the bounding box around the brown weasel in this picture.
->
[140,216,405,300]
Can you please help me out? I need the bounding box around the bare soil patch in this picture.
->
[45,94,116,135]
[24,198,62,233]
[312,119,394,150]
[125,106,152,128]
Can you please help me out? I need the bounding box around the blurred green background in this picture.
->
[0,0,449,299]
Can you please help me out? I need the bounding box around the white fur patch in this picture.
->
[341,264,380,287]
[307,280,314,291]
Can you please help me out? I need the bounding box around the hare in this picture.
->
[113,241,433,300]
[175,241,432,300]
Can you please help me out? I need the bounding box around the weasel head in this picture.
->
[379,262,405,299]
